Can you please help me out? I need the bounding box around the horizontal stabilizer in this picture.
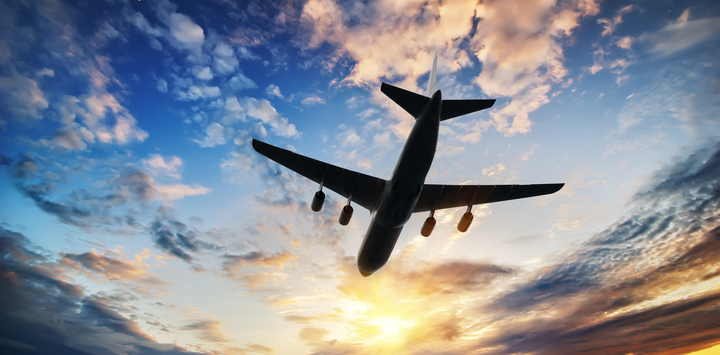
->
[381,83,429,118]
[440,99,496,121]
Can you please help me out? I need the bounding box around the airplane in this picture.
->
[252,52,564,277]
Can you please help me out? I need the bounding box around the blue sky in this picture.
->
[1,0,720,354]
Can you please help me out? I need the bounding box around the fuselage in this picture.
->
[357,90,442,276]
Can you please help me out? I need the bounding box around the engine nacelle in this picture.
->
[457,212,473,233]
[339,205,353,226]
[311,191,325,212]
[421,216,436,237]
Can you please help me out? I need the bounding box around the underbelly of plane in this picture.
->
[357,222,404,277]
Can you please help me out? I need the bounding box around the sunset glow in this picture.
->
[1,0,720,354]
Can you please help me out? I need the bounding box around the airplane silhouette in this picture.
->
[253,53,564,277]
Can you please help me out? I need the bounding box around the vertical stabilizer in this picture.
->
[426,51,438,95]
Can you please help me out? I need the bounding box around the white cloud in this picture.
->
[229,73,256,90]
[194,122,228,147]
[482,163,506,177]
[195,67,213,80]
[597,5,635,37]
[156,183,210,201]
[157,79,168,93]
[373,131,391,144]
[298,0,600,138]
[301,95,325,106]
[521,144,538,161]
[127,12,163,50]
[213,43,239,75]
[616,36,633,50]
[176,86,221,101]
[0,75,48,119]
[142,154,183,179]
[243,98,298,138]
[168,12,204,52]
[237,46,260,61]
[355,108,378,120]
[265,84,284,99]
[644,13,720,57]
[36,68,54,77]
[101,22,121,40]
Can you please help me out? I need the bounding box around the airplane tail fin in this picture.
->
[380,51,496,120]
[426,51,438,95]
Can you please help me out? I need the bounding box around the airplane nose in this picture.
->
[359,268,373,277]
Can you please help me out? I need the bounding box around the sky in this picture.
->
[1,0,720,354]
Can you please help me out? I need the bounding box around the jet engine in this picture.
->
[457,211,473,232]
[339,204,353,226]
[421,216,436,237]
[311,190,325,212]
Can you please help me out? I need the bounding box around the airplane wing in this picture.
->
[413,183,564,213]
[252,139,386,211]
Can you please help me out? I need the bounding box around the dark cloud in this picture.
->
[475,141,720,354]
[6,154,143,231]
[180,320,228,344]
[222,250,296,271]
[149,206,221,264]
[484,291,720,355]
[0,227,209,355]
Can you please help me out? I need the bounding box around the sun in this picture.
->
[366,317,416,339]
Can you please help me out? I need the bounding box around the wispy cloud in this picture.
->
[643,10,720,57]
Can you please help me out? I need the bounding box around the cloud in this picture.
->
[229,73,256,90]
[212,43,239,75]
[61,251,167,285]
[222,251,297,271]
[0,227,208,355]
[142,154,183,179]
[0,75,48,119]
[157,78,169,93]
[0,1,150,147]
[643,11,720,57]
[597,4,635,37]
[297,0,600,138]
[116,169,210,202]
[194,122,228,147]
[265,84,284,99]
[148,206,219,264]
[53,127,89,151]
[181,320,228,343]
[285,139,720,354]
[615,36,633,49]
[301,94,326,106]
[175,85,222,101]
[36,68,54,77]
[195,67,213,80]
[243,97,298,138]
[156,184,211,200]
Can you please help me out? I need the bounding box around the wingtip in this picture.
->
[251,138,261,151]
